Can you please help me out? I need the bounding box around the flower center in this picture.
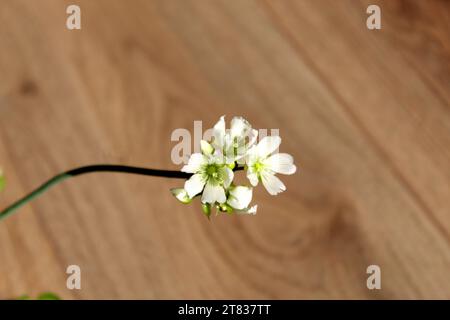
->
[205,164,225,185]
[206,164,218,176]
[253,161,265,173]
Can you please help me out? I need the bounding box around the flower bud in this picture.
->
[200,140,214,155]
[170,188,192,204]
[201,203,211,218]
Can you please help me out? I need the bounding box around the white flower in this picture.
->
[245,136,296,195]
[226,185,257,215]
[181,146,233,204]
[227,186,253,210]
[170,188,191,204]
[170,116,298,217]
[212,116,258,164]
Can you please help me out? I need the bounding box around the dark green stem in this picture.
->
[0,164,244,221]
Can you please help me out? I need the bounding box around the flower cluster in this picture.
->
[171,116,297,218]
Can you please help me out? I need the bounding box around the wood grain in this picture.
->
[0,0,449,299]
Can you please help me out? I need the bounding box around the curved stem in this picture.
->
[0,165,191,221]
[66,165,193,179]
[0,173,70,221]
[0,164,244,221]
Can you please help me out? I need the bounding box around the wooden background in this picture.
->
[0,0,449,299]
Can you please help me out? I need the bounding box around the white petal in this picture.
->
[225,154,236,165]
[247,173,259,187]
[256,136,281,158]
[248,129,258,147]
[236,205,257,215]
[261,172,286,195]
[181,153,207,173]
[246,170,259,187]
[222,135,236,162]
[264,153,297,175]
[201,181,226,204]
[184,173,206,198]
[235,134,253,160]
[244,145,258,165]
[230,116,250,137]
[247,205,257,214]
[222,166,234,188]
[213,115,226,148]
[228,186,252,210]
[214,115,226,133]
[212,150,228,165]
[245,205,258,215]
[208,151,230,167]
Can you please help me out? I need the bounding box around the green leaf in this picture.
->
[37,292,61,300]
[17,295,30,300]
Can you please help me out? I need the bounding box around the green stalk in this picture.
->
[0,164,244,221]
[0,173,69,221]
[0,165,191,221]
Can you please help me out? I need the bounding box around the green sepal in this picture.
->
[219,203,234,215]
[201,203,211,219]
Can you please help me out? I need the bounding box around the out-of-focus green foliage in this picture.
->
[17,292,61,300]
[0,169,5,192]
[37,292,61,300]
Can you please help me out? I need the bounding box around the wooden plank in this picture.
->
[264,0,450,235]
